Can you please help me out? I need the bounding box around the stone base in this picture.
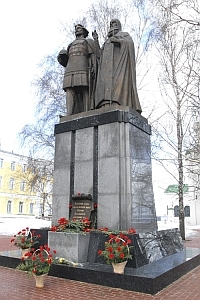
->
[1,247,200,294]
[48,232,90,263]
[52,106,157,232]
[87,228,184,268]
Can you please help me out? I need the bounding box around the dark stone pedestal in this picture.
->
[52,106,157,233]
[87,229,184,268]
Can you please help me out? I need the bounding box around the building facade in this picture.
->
[160,183,200,226]
[0,149,53,217]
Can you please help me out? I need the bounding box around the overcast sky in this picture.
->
[0,0,94,153]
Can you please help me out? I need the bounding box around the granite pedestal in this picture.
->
[52,106,157,232]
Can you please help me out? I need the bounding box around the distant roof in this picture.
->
[164,184,189,194]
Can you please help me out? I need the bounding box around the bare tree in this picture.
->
[155,0,200,27]
[151,0,200,239]
[19,53,65,159]
[19,0,157,156]
[19,157,54,216]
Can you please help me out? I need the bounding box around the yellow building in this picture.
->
[0,149,52,216]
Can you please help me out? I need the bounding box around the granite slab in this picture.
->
[0,247,200,294]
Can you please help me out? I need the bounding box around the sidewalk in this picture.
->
[0,231,200,300]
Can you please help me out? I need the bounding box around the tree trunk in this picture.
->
[176,94,185,240]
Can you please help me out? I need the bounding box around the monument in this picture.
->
[47,22,192,294]
[1,19,199,297]
[52,19,157,232]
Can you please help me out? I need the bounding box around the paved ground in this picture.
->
[1,231,200,299]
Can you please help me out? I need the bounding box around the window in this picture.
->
[0,158,3,168]
[9,178,15,190]
[22,164,27,172]
[20,180,26,191]
[31,182,36,193]
[19,201,23,213]
[0,176,2,188]
[30,203,34,214]
[7,200,12,213]
[40,204,43,215]
[11,161,15,170]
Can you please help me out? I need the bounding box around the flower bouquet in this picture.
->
[11,227,41,250]
[98,232,133,274]
[50,217,91,233]
[16,245,56,287]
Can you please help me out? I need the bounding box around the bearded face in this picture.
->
[107,19,121,37]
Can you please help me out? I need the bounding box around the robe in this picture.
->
[95,31,142,113]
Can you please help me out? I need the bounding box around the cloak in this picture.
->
[95,31,142,113]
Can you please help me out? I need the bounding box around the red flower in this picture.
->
[109,234,114,239]
[83,228,91,232]
[98,227,108,232]
[53,250,57,254]
[109,253,114,259]
[32,256,36,261]
[115,237,120,244]
[82,217,90,224]
[117,247,122,252]
[47,258,52,264]
[127,228,136,234]
[40,258,45,263]
[50,226,58,232]
[98,250,103,255]
[107,247,113,253]
[58,217,68,225]
[10,238,15,243]
[119,253,125,259]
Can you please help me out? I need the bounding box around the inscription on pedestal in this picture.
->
[70,194,93,220]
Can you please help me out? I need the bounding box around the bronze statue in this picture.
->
[94,19,142,113]
[57,24,97,115]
